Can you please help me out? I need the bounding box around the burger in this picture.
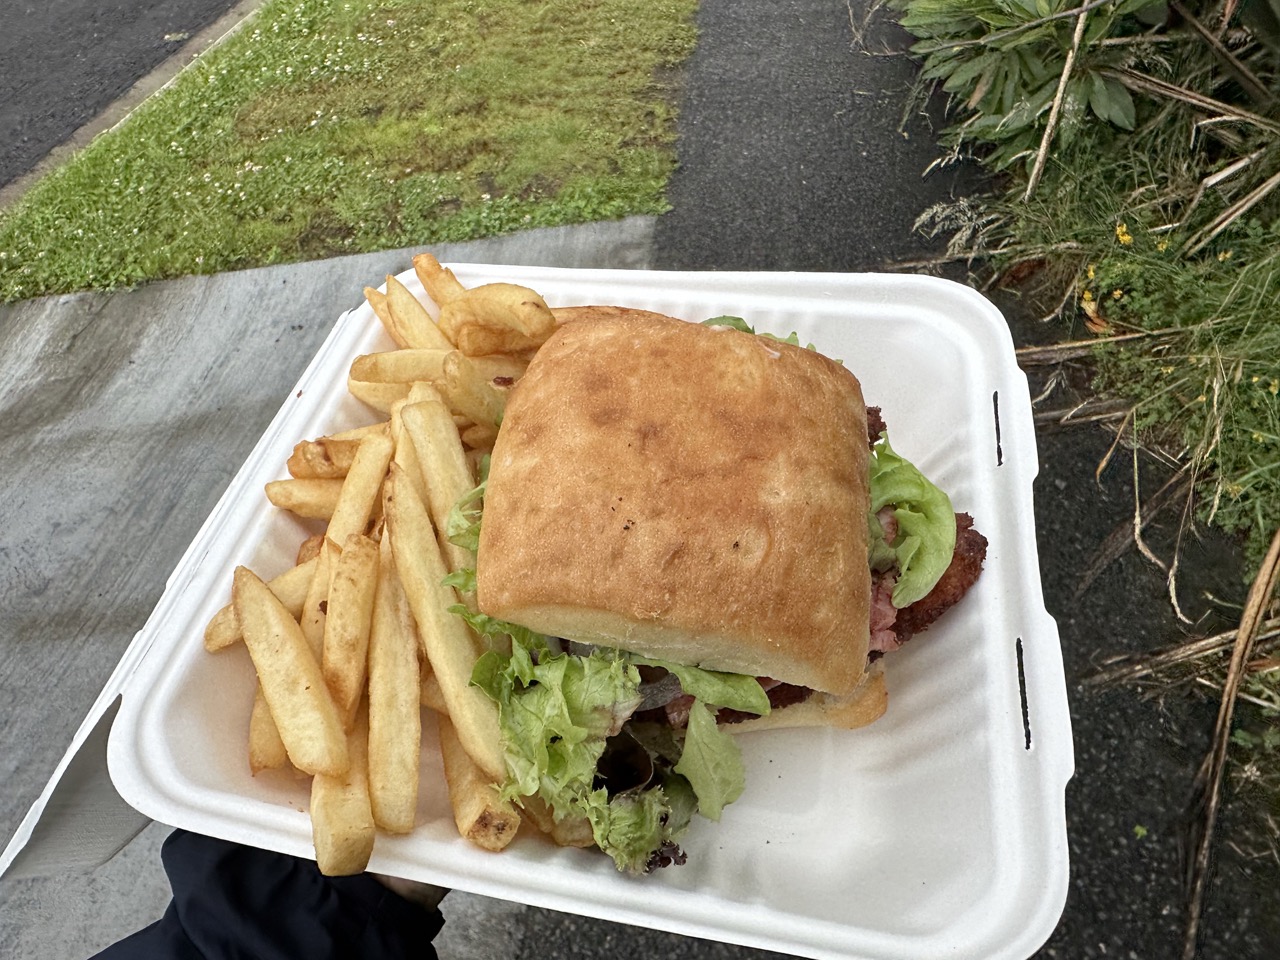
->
[443,308,986,873]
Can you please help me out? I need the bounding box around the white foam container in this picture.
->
[108,265,1073,960]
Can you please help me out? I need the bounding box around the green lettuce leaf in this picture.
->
[446,455,490,552]
[587,786,672,875]
[868,434,957,608]
[626,654,771,715]
[673,700,746,821]
[446,481,486,552]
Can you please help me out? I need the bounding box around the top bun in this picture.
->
[476,310,871,696]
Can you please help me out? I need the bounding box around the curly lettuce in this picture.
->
[463,610,763,873]
[868,434,956,608]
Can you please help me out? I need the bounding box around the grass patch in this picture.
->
[0,0,697,301]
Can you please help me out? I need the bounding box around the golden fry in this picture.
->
[383,465,505,780]
[469,353,529,384]
[204,557,318,653]
[349,349,448,385]
[322,534,380,729]
[327,432,394,546]
[326,421,391,442]
[288,437,363,479]
[459,422,498,452]
[365,285,408,348]
[520,795,595,849]
[385,274,453,351]
[296,533,325,566]
[248,685,290,774]
[233,566,348,777]
[367,536,422,834]
[440,351,507,431]
[420,671,446,713]
[311,706,375,876]
[264,478,344,520]
[437,714,520,852]
[300,540,334,658]
[348,378,412,415]
[412,252,467,306]
[400,398,476,580]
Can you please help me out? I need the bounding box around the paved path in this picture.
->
[1,1,1277,958]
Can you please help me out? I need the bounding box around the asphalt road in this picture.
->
[2,0,1277,958]
[0,0,242,190]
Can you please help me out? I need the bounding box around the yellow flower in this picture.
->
[1270,379,1279,395]
[1087,264,1096,279]
[1196,394,1207,403]
[1218,249,1233,261]
[1157,240,1169,252]
[1115,222,1133,245]
[1111,289,1123,300]
[1082,289,1094,302]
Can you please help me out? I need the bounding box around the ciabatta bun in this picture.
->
[476,310,872,697]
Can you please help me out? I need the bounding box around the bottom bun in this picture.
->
[727,663,888,734]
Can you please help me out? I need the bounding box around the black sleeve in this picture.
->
[91,829,443,960]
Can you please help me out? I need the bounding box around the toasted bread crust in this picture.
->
[477,311,871,696]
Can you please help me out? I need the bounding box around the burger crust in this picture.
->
[476,310,871,697]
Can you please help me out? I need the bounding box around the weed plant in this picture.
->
[892,0,1280,576]
[889,0,1280,840]
[0,0,696,301]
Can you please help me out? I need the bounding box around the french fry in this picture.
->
[348,378,412,414]
[326,432,395,546]
[459,422,498,452]
[322,534,380,728]
[520,795,595,848]
[412,252,467,306]
[296,533,325,566]
[311,705,375,876]
[469,353,529,384]
[264,478,344,520]
[400,398,476,579]
[440,351,506,431]
[300,540,334,657]
[233,566,348,777]
[437,304,543,356]
[437,714,520,852]
[248,686,290,774]
[408,381,446,405]
[367,536,422,834]
[420,671,446,713]
[364,285,408,348]
[465,283,557,339]
[204,556,319,653]
[349,349,448,385]
[288,437,363,479]
[327,421,391,442]
[385,274,453,350]
[383,464,505,780]
[436,283,556,356]
[389,398,429,511]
